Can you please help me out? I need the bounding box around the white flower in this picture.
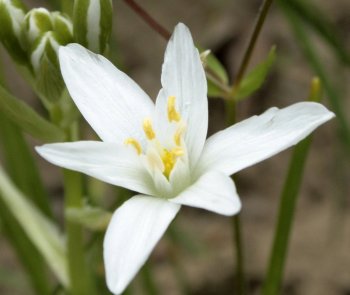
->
[36,23,334,295]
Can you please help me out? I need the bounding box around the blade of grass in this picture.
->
[285,0,350,65]
[261,78,324,294]
[0,55,52,294]
[279,0,350,155]
[0,165,68,288]
[0,198,52,295]
[0,116,52,217]
[0,85,65,142]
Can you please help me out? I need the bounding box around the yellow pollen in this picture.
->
[143,118,156,140]
[124,138,142,155]
[167,96,181,122]
[161,147,184,178]
[174,123,186,146]
[172,147,184,156]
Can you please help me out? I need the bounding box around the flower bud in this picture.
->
[22,8,73,50]
[73,0,113,53]
[30,32,65,103]
[21,9,73,103]
[51,12,73,44]
[0,0,27,63]
[22,8,52,46]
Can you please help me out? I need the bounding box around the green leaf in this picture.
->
[0,115,52,217]
[0,84,65,142]
[66,206,112,231]
[204,50,229,84]
[280,2,350,155]
[0,166,69,287]
[235,46,276,101]
[201,50,231,97]
[0,49,52,295]
[0,198,51,295]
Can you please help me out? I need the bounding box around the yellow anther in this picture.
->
[174,123,186,146]
[161,149,175,178]
[167,96,181,122]
[161,148,184,178]
[143,118,156,140]
[171,147,184,156]
[124,138,142,155]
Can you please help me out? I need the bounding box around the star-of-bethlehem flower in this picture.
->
[37,23,334,295]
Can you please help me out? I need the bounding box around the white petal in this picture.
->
[196,102,335,176]
[36,141,155,195]
[59,44,154,144]
[170,171,241,216]
[158,23,208,168]
[104,196,180,295]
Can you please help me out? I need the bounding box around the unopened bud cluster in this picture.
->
[22,8,73,72]
[0,0,113,104]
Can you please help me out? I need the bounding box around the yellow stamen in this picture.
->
[124,138,142,155]
[161,147,184,178]
[167,96,181,122]
[171,147,184,156]
[143,118,156,140]
[174,123,186,146]
[162,150,175,178]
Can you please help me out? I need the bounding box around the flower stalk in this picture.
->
[64,127,96,295]
[227,1,275,292]
[231,0,275,97]
[261,78,323,294]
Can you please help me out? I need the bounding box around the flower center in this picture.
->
[124,96,186,179]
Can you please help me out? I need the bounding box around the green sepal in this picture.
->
[99,0,113,53]
[21,7,53,48]
[52,11,73,44]
[73,0,113,53]
[0,0,28,64]
[200,49,231,98]
[34,36,65,103]
[234,46,276,101]
[66,205,112,231]
[0,84,65,142]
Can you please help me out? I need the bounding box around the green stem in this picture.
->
[261,135,313,295]
[279,0,350,154]
[64,127,96,295]
[232,0,274,95]
[261,79,322,294]
[225,97,245,294]
[64,169,95,295]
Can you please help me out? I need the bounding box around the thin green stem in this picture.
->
[231,0,274,96]
[123,0,171,40]
[64,169,96,295]
[261,79,322,294]
[279,0,350,154]
[123,0,232,98]
[225,97,245,294]
[64,127,96,295]
[261,136,312,295]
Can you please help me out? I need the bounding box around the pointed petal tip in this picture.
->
[103,196,180,295]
